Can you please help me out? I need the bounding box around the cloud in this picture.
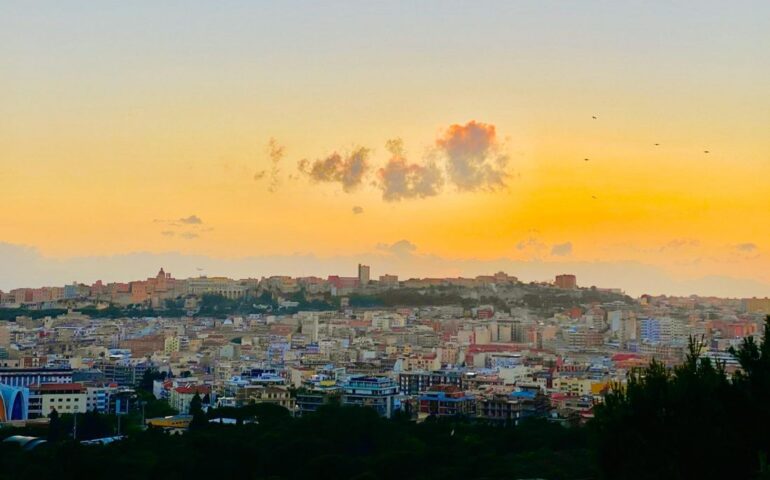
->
[377,239,418,257]
[377,138,444,201]
[153,215,209,240]
[735,243,757,252]
[516,237,547,252]
[660,238,699,252]
[436,121,509,191]
[267,138,285,193]
[352,206,364,215]
[551,242,573,256]
[179,215,203,225]
[298,146,371,192]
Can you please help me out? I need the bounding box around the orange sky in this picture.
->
[1,2,769,293]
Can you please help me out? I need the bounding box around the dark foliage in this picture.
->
[0,405,593,480]
[593,316,770,479]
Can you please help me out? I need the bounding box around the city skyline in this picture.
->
[3,2,769,297]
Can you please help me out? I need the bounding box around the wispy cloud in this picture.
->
[352,206,364,215]
[659,238,699,252]
[267,137,285,193]
[377,239,418,258]
[516,237,547,253]
[735,242,757,252]
[154,215,207,239]
[179,215,203,225]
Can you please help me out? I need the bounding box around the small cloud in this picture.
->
[267,138,285,193]
[660,238,699,252]
[551,242,573,256]
[180,232,199,240]
[298,146,371,192]
[436,121,509,191]
[735,243,757,252]
[377,239,417,257]
[179,215,203,225]
[160,231,175,237]
[352,206,364,215]
[516,237,546,251]
[377,138,444,201]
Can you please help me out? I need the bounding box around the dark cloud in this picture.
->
[352,206,364,215]
[298,146,370,192]
[436,121,508,191]
[179,215,203,225]
[551,242,573,256]
[377,139,443,201]
[736,243,758,252]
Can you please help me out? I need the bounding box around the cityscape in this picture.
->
[3,1,770,479]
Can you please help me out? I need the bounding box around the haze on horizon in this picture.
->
[2,1,769,297]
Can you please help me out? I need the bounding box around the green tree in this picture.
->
[189,392,207,430]
[47,408,61,442]
[594,317,770,479]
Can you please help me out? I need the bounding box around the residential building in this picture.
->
[28,383,87,418]
[341,375,402,418]
[418,385,476,417]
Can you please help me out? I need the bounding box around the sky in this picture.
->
[1,1,769,296]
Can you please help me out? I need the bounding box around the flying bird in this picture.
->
[654,143,660,146]
[704,150,710,154]
[584,158,590,162]
[591,195,598,200]
[592,115,598,120]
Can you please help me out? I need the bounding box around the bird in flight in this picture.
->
[591,195,598,200]
[704,150,710,154]
[584,158,590,162]
[592,115,598,120]
[654,143,660,146]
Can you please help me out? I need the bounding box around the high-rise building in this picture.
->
[639,318,661,343]
[358,264,370,286]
